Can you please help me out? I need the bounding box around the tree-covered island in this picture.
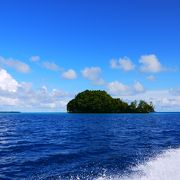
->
[67,90,155,113]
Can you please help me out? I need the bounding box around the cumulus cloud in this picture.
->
[81,67,105,85]
[169,88,180,96]
[107,88,177,111]
[0,56,30,73]
[147,75,156,81]
[121,90,180,112]
[1,68,180,112]
[0,68,19,92]
[42,61,77,81]
[62,69,77,80]
[110,57,135,71]
[0,68,71,111]
[30,56,40,62]
[107,81,129,96]
[107,81,145,96]
[43,61,60,71]
[82,67,101,80]
[0,96,18,106]
[133,81,145,93]
[139,54,163,73]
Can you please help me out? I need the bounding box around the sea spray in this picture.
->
[96,148,180,180]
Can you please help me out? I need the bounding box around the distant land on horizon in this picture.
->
[0,111,21,113]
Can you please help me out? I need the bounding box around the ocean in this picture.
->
[0,113,180,180]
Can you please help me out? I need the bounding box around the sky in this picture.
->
[0,0,180,112]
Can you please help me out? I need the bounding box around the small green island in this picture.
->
[67,90,155,113]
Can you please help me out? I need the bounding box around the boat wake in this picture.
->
[96,148,180,180]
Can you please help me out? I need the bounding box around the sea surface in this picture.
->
[0,113,180,180]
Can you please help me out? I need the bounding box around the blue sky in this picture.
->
[0,0,180,112]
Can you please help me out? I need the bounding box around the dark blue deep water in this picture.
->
[0,113,180,180]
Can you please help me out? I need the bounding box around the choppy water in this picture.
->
[0,113,180,180]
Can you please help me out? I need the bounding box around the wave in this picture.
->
[96,148,180,180]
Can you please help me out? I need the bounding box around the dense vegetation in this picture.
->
[67,90,155,113]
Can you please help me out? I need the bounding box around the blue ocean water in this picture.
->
[0,113,180,180]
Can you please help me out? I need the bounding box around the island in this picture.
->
[67,90,155,113]
[0,111,21,113]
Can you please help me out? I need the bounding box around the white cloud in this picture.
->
[1,69,180,112]
[0,96,18,106]
[30,56,40,62]
[43,61,60,71]
[82,67,101,80]
[107,80,145,96]
[0,68,72,111]
[169,88,180,96]
[81,67,105,85]
[147,75,156,81]
[0,56,30,73]
[133,81,145,93]
[110,57,135,71]
[120,90,180,112]
[139,54,163,73]
[62,69,77,80]
[92,78,105,86]
[110,59,117,68]
[0,68,19,92]
[107,81,129,96]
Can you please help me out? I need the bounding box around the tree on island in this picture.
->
[67,90,155,113]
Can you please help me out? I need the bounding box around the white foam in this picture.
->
[96,148,180,180]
